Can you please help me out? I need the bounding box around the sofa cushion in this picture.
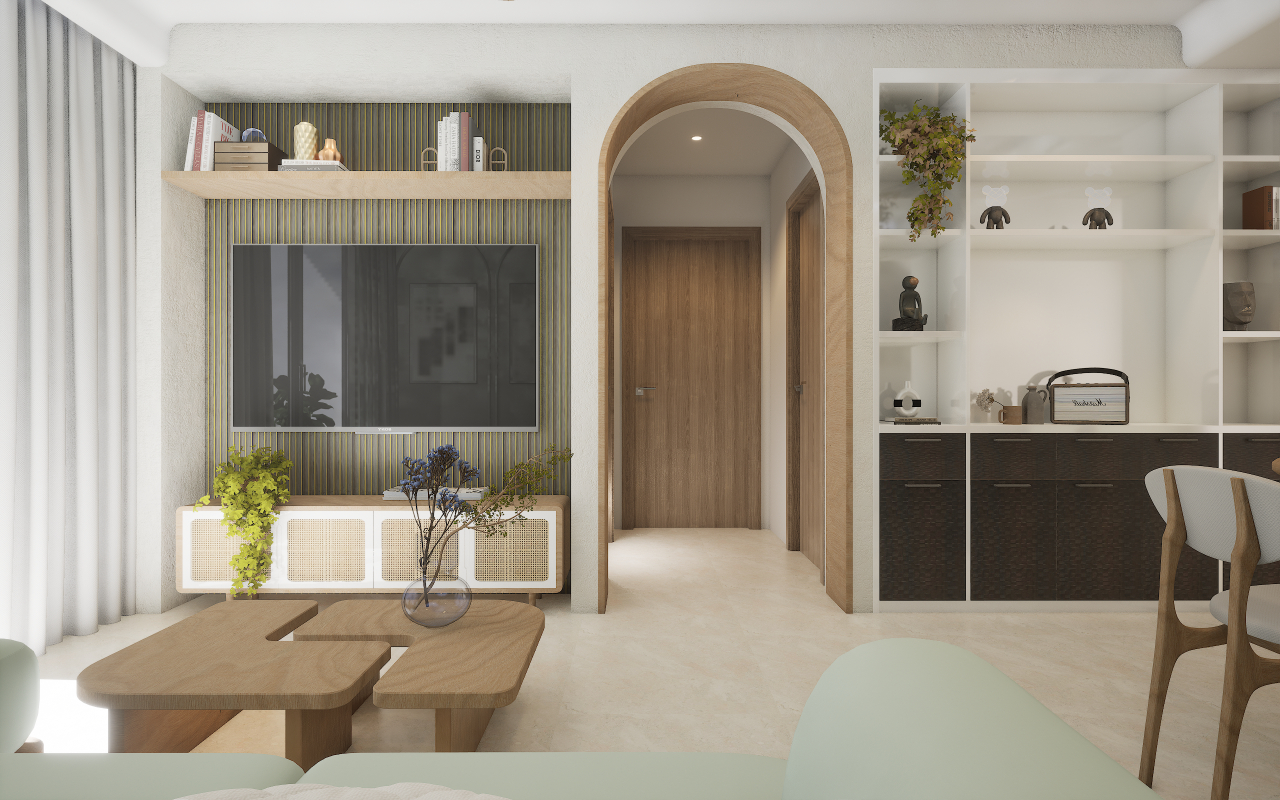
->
[783,638,1158,800]
[0,638,40,752]
[302,752,788,800]
[178,783,512,800]
[0,753,304,800]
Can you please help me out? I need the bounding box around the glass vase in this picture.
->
[401,557,472,628]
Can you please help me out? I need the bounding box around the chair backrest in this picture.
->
[1144,465,1280,565]
[0,638,39,753]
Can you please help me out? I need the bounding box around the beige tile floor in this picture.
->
[38,528,1280,799]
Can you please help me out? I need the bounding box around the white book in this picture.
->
[197,110,239,171]
[449,112,461,171]
[183,116,197,170]
[472,136,487,172]
[436,119,444,170]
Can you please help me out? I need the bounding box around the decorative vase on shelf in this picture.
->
[317,138,342,163]
[401,556,472,628]
[894,381,922,418]
[293,121,318,160]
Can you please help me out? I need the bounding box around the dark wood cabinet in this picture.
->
[971,435,1054,480]
[879,480,965,601]
[880,433,965,480]
[1223,434,1280,587]
[971,481,1055,600]
[1055,481,1162,600]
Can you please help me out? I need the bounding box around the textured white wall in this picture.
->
[147,23,1186,614]
[135,72,206,613]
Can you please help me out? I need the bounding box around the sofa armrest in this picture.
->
[0,753,304,800]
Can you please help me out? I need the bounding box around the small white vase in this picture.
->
[895,381,921,417]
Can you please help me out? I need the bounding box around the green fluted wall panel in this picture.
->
[203,103,571,496]
[203,103,570,171]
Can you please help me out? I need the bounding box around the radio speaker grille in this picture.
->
[475,519,549,582]
[190,519,271,582]
[381,519,460,581]
[286,518,366,582]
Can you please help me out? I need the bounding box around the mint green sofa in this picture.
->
[0,638,304,800]
[2,637,1159,800]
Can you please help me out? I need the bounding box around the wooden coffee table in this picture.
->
[77,600,390,770]
[292,599,544,752]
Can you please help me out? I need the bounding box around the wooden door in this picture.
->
[787,172,824,569]
[621,227,761,529]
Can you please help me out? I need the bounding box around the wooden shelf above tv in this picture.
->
[161,170,571,201]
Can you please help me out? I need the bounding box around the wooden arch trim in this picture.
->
[597,63,854,613]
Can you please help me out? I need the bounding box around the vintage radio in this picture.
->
[1047,367,1129,425]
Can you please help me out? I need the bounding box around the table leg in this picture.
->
[434,707,494,752]
[351,677,375,713]
[285,705,353,771]
[108,708,240,753]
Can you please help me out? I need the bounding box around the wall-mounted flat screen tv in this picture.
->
[231,244,538,432]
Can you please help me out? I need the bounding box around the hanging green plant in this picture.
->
[879,103,976,242]
[194,446,293,597]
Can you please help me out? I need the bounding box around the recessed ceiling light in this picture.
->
[691,136,702,141]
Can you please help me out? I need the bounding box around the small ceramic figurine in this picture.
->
[1224,281,1256,331]
[1082,187,1114,229]
[892,275,929,331]
[980,185,1010,229]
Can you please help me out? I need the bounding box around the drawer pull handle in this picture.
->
[994,438,1030,442]
[1159,438,1198,442]
[904,438,941,442]
[1247,438,1280,442]
[1075,438,1114,442]
[994,484,1031,488]
[1075,483,1113,488]
[905,483,942,488]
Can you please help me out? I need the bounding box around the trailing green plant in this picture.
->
[879,103,976,242]
[194,446,293,597]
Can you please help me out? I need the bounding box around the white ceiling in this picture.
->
[39,0,1280,68]
[615,109,794,177]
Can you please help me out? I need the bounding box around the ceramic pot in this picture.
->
[317,138,342,163]
[293,122,318,160]
[1021,386,1048,424]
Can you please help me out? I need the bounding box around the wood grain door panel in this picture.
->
[787,173,824,568]
[879,481,966,601]
[971,481,1056,601]
[621,228,761,529]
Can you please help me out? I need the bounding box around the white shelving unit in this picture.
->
[873,69,1280,610]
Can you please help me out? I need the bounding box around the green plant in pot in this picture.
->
[880,103,976,242]
[194,446,293,597]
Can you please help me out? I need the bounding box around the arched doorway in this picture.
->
[597,64,854,613]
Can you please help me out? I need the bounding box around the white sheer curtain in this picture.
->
[0,0,136,654]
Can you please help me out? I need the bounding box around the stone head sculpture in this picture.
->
[1224,282,1256,331]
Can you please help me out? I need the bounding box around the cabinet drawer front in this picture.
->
[1140,434,1217,474]
[879,480,965,601]
[880,433,965,480]
[1054,435,1140,480]
[1224,434,1280,480]
[1054,481,1217,600]
[971,481,1055,600]
[971,434,1054,480]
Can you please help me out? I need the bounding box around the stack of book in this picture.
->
[183,110,239,171]
[1243,185,1280,230]
[212,141,285,172]
[278,159,349,172]
[437,111,488,171]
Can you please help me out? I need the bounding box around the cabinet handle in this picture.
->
[904,483,942,488]
[994,438,1030,442]
[994,483,1031,488]
[1075,438,1114,442]
[1159,438,1198,442]
[1075,483,1113,488]
[904,438,941,442]
[1248,438,1280,442]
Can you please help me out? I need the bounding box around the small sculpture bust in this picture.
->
[893,276,929,331]
[1224,281,1256,331]
[1082,187,1114,230]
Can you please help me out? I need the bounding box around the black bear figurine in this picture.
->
[980,206,1010,229]
[1082,207,1114,229]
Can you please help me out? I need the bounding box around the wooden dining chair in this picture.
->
[1139,466,1280,800]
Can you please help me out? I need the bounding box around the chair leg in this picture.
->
[1211,642,1256,800]
[1139,634,1181,785]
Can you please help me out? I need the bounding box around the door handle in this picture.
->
[635,386,657,396]
[794,384,804,393]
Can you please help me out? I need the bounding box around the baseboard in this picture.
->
[876,600,1212,613]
